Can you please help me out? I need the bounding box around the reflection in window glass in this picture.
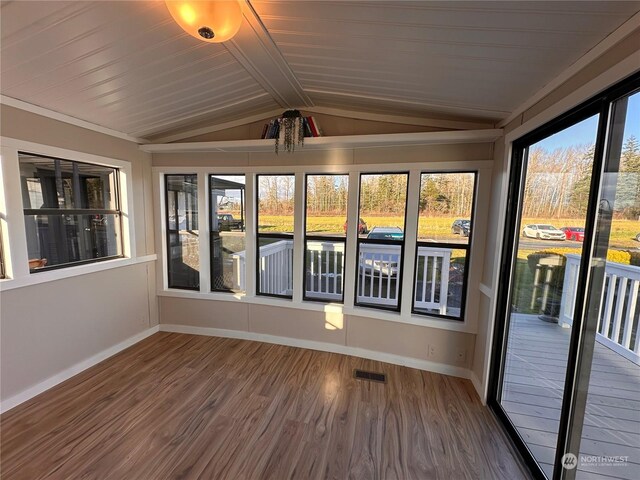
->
[304,174,348,302]
[257,175,294,298]
[414,172,476,319]
[166,174,199,290]
[498,114,600,479]
[576,91,640,480]
[356,173,407,310]
[210,175,245,292]
[19,152,122,271]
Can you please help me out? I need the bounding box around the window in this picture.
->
[210,175,246,292]
[256,174,295,298]
[413,172,477,320]
[165,174,199,290]
[355,172,408,310]
[19,152,122,272]
[490,74,640,480]
[304,174,349,302]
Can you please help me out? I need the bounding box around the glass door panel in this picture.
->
[572,90,640,479]
[498,114,600,478]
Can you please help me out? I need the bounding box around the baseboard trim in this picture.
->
[0,325,160,414]
[469,371,485,405]
[160,324,471,380]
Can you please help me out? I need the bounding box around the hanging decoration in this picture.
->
[275,109,305,154]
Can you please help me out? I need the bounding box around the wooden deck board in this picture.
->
[502,314,640,479]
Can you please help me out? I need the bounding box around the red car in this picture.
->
[344,218,368,234]
[561,227,585,241]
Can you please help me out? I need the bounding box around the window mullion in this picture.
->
[292,172,305,303]
[400,170,421,316]
[197,172,210,293]
[244,173,256,298]
[342,172,360,309]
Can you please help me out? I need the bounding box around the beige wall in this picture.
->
[472,27,640,396]
[1,262,157,400]
[0,106,158,404]
[159,298,475,370]
[152,142,493,168]
[156,110,453,143]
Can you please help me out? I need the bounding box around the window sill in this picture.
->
[0,255,157,292]
[157,288,475,333]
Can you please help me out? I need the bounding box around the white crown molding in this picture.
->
[140,128,502,153]
[224,1,313,109]
[0,325,160,413]
[159,324,472,380]
[498,10,640,128]
[151,108,284,143]
[0,95,146,144]
[304,106,495,131]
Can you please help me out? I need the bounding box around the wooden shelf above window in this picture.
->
[139,129,502,153]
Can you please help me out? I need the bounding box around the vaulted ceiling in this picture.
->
[1,1,639,142]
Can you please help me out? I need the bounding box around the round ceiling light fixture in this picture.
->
[165,1,243,43]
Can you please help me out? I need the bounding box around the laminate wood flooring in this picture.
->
[1,333,529,479]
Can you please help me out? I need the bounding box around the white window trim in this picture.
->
[153,160,493,335]
[0,136,143,289]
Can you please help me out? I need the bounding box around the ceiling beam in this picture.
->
[304,106,495,131]
[224,1,313,109]
[140,129,503,153]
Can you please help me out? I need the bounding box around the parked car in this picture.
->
[561,226,585,242]
[217,213,243,231]
[344,217,368,234]
[451,219,471,237]
[522,224,566,240]
[635,232,640,242]
[366,226,404,240]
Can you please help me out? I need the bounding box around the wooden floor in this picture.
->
[1,332,529,480]
[502,314,640,480]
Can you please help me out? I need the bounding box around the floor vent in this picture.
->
[354,369,386,383]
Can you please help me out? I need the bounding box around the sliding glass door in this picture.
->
[491,74,639,480]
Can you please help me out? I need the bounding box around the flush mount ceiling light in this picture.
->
[165,1,243,43]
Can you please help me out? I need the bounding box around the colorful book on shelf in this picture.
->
[307,116,322,137]
[260,122,269,139]
[302,117,313,137]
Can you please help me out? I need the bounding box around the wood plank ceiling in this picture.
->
[1,1,638,141]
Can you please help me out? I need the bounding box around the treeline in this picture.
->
[523,135,640,219]
[259,173,475,216]
[257,136,640,219]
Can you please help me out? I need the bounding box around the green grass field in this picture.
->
[255,214,640,248]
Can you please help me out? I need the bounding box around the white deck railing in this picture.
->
[560,254,640,365]
[357,243,401,306]
[415,246,452,314]
[232,241,455,311]
[306,240,345,300]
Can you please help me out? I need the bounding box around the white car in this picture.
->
[522,224,566,240]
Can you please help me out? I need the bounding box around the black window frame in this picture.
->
[354,171,410,313]
[303,172,349,304]
[19,151,123,273]
[256,173,295,300]
[488,72,640,480]
[208,173,246,294]
[411,170,478,321]
[165,173,200,291]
